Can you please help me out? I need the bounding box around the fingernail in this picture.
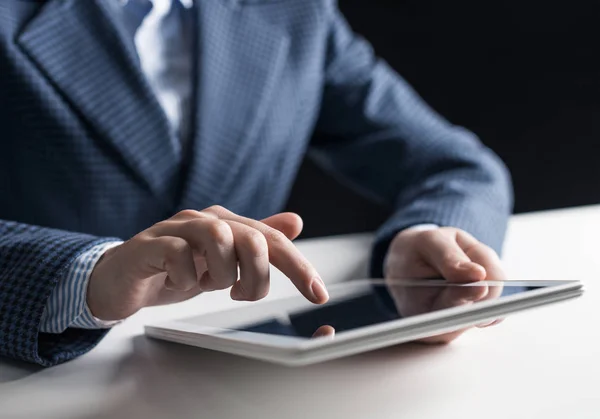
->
[457,261,475,270]
[457,262,486,280]
[230,287,243,301]
[164,278,177,291]
[310,277,329,303]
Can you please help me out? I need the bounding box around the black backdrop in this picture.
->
[286,0,600,238]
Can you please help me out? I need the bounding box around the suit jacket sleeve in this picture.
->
[0,220,116,366]
[312,4,513,277]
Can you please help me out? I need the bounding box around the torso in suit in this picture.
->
[0,0,511,366]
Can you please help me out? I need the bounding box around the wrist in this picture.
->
[86,242,125,322]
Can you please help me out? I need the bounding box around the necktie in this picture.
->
[122,0,194,152]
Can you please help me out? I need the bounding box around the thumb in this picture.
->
[261,212,304,240]
[421,233,487,283]
[312,325,336,338]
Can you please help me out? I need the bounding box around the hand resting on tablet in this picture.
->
[384,226,506,343]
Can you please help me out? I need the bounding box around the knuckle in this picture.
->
[206,220,233,245]
[205,205,227,216]
[162,255,179,272]
[149,220,176,235]
[243,230,268,258]
[297,259,312,276]
[441,251,459,266]
[266,229,287,246]
[162,238,189,262]
[133,231,154,243]
[153,220,170,229]
[167,238,189,254]
[184,218,205,230]
[175,209,203,219]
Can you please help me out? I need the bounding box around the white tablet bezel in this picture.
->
[145,280,583,365]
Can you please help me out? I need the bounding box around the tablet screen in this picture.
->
[228,281,543,339]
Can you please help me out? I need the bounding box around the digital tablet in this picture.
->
[145,279,583,366]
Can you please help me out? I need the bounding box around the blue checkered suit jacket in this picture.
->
[0,0,512,366]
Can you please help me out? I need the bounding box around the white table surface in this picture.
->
[1,206,599,419]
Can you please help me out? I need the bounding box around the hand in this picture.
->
[87,206,329,321]
[384,227,506,343]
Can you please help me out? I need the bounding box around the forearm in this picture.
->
[313,6,513,277]
[0,220,120,366]
[374,143,512,270]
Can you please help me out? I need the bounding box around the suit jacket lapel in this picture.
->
[17,0,180,200]
[180,0,290,211]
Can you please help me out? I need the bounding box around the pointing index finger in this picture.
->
[205,207,329,304]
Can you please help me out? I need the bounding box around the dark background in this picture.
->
[286,0,600,237]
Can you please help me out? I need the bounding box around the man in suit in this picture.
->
[0,0,512,367]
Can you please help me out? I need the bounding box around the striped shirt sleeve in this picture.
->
[40,241,124,333]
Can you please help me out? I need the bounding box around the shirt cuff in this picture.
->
[40,241,123,333]
[403,224,439,232]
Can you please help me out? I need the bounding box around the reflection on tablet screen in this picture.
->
[239,283,539,339]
